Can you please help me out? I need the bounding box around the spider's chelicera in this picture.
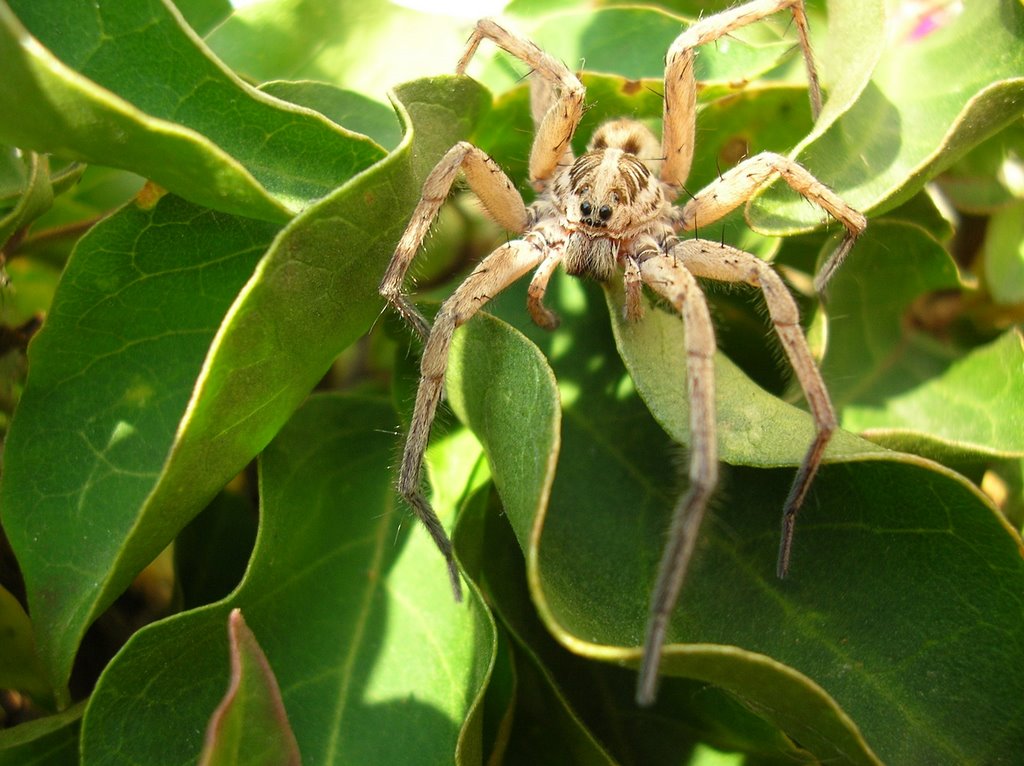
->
[379,1,866,706]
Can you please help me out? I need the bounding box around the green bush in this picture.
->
[1,0,1022,763]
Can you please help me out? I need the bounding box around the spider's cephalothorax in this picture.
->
[379,4,867,707]
[551,120,670,283]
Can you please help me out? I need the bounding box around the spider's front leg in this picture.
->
[379,142,529,339]
[457,18,585,188]
[632,251,719,706]
[678,153,867,292]
[661,0,821,190]
[397,240,545,600]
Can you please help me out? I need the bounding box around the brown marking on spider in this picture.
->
[379,1,866,707]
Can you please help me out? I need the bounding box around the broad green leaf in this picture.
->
[197,610,301,766]
[822,221,1024,460]
[0,0,384,220]
[446,276,1024,763]
[81,394,495,766]
[0,584,49,700]
[0,702,83,766]
[754,0,1024,231]
[0,77,490,695]
[207,0,472,99]
[259,81,402,149]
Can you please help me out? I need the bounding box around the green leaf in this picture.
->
[81,394,495,766]
[0,0,384,220]
[0,77,490,696]
[0,702,83,766]
[446,278,1024,764]
[207,0,472,100]
[754,0,1024,231]
[197,609,301,766]
[822,220,1024,460]
[0,584,49,700]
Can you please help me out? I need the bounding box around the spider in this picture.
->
[379,1,866,706]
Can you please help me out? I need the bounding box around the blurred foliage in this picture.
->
[0,0,1022,764]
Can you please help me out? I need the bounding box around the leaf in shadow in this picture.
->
[0,76,490,695]
[446,277,1024,764]
[81,394,495,766]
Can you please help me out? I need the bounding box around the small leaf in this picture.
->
[0,702,83,766]
[198,609,301,766]
[0,150,52,248]
[0,584,49,700]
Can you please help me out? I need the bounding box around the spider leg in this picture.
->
[633,251,718,706]
[380,142,529,339]
[678,152,867,292]
[661,0,820,191]
[399,239,545,601]
[675,240,837,578]
[457,19,585,187]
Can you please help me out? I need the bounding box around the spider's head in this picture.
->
[559,119,665,238]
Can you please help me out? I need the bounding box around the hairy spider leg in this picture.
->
[398,240,546,600]
[661,0,822,191]
[458,18,585,188]
[634,249,718,705]
[380,141,528,339]
[678,152,867,293]
[675,240,838,578]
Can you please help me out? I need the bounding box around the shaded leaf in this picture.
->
[822,221,1024,460]
[198,609,301,766]
[0,150,52,248]
[0,585,49,700]
[81,395,495,766]
[0,702,83,766]
[0,77,489,695]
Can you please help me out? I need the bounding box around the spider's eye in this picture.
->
[580,201,593,216]
[598,205,613,221]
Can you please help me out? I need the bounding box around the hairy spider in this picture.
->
[380,1,866,706]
